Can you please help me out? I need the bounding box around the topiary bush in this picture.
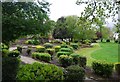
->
[57,51,71,57]
[70,43,79,49]
[64,65,85,81]
[16,62,64,80]
[46,48,55,56]
[92,61,114,77]
[17,45,22,53]
[25,39,40,45]
[36,46,45,52]
[79,56,87,68]
[61,44,68,48]
[7,50,20,57]
[1,43,9,50]
[60,48,73,53]
[43,43,53,49]
[115,62,120,75]
[31,52,51,62]
[70,53,80,64]
[54,46,61,52]
[2,49,9,57]
[59,55,73,67]
[2,57,20,81]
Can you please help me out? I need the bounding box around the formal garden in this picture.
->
[1,0,120,81]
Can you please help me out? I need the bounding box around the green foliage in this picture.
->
[43,43,53,49]
[17,45,22,53]
[16,62,64,80]
[70,53,80,64]
[2,1,51,44]
[60,48,73,53]
[31,52,51,62]
[59,55,73,67]
[54,46,61,52]
[64,65,85,81]
[79,56,87,68]
[1,43,9,50]
[36,46,45,52]
[70,43,79,49]
[8,50,20,57]
[115,63,120,75]
[83,39,91,44]
[46,48,55,55]
[2,57,20,81]
[2,49,9,57]
[61,44,68,48]
[26,48,31,55]
[57,52,71,57]
[92,61,114,77]
[25,39,40,45]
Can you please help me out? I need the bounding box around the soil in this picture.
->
[9,39,120,81]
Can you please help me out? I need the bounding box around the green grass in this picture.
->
[75,43,118,66]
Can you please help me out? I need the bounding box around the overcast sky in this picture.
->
[42,0,117,28]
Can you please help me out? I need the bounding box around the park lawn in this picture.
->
[75,43,119,66]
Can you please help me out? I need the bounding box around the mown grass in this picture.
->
[76,43,118,66]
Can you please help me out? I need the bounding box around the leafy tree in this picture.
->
[2,1,51,45]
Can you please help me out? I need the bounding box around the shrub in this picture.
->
[7,50,20,57]
[106,39,110,42]
[17,46,22,53]
[57,51,71,57]
[92,61,114,77]
[2,57,20,81]
[61,44,68,48]
[43,43,53,49]
[2,49,9,57]
[59,55,73,67]
[36,46,45,52]
[26,48,31,55]
[70,43,79,49]
[31,52,51,62]
[46,48,55,55]
[83,39,91,44]
[25,39,40,45]
[16,62,64,80]
[79,56,87,68]
[1,43,9,50]
[60,48,72,53]
[64,65,85,81]
[54,46,61,52]
[115,62,120,75]
[70,53,80,64]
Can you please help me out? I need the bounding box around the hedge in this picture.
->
[16,62,64,80]
[57,52,71,57]
[36,46,45,52]
[43,43,53,49]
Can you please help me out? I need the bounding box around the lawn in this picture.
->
[75,42,119,66]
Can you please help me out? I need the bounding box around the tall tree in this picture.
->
[2,1,51,45]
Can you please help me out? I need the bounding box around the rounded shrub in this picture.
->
[115,62,120,75]
[25,39,40,45]
[64,65,85,81]
[57,51,71,57]
[92,61,114,77]
[36,46,45,52]
[59,55,73,67]
[70,43,79,49]
[43,43,53,49]
[61,44,68,48]
[46,48,55,56]
[79,56,87,68]
[54,46,61,52]
[31,52,51,62]
[16,62,64,80]
[1,43,9,50]
[60,48,73,53]
[70,53,80,64]
[7,50,20,57]
[2,49,9,57]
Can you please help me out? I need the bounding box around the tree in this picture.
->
[2,1,51,45]
[76,0,119,42]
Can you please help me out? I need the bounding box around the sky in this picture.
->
[39,0,117,28]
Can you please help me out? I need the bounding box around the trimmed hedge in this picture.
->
[57,52,71,57]
[54,46,61,52]
[36,46,45,52]
[16,62,64,80]
[64,65,85,81]
[59,55,73,67]
[70,53,80,64]
[92,61,114,77]
[43,43,53,49]
[7,50,20,57]
[115,62,120,75]
[70,43,79,49]
[60,48,73,53]
[32,52,51,62]
[25,39,40,45]
[2,57,20,81]
[61,44,68,48]
[46,48,55,56]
